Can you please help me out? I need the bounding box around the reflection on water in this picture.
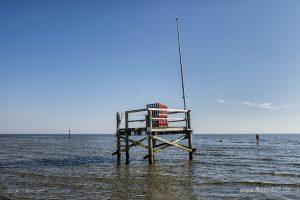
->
[0,134,299,199]
[109,163,197,200]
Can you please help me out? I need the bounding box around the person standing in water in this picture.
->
[256,133,260,144]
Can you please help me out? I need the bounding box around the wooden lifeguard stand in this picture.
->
[112,106,196,164]
[113,19,194,164]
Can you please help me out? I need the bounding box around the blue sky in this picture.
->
[0,0,300,134]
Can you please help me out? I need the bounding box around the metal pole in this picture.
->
[176,18,187,110]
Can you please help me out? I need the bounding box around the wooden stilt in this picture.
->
[125,112,129,165]
[148,133,154,164]
[147,110,154,164]
[117,132,121,163]
[125,132,129,165]
[116,113,121,163]
[152,132,156,160]
[188,132,193,160]
[187,110,193,160]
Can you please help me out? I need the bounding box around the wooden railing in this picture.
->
[121,108,191,131]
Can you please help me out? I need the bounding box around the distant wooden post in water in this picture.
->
[112,104,196,164]
[68,130,71,140]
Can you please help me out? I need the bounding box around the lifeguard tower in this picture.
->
[112,19,195,164]
[112,103,195,164]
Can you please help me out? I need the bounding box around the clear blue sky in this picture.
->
[1,0,300,134]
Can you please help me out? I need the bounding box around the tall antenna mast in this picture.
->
[176,18,187,110]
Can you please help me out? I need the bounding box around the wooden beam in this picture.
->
[119,136,148,149]
[155,134,187,148]
[147,108,188,113]
[151,117,186,121]
[152,135,195,153]
[168,119,187,123]
[168,111,188,114]
[126,108,147,113]
[118,127,192,134]
[112,137,147,155]
[128,119,146,123]
[151,127,187,132]
[143,134,188,159]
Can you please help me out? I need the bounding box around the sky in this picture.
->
[0,0,300,134]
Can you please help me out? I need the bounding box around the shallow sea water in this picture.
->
[0,134,299,199]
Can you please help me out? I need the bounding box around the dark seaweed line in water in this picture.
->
[1,169,113,183]
[0,156,115,169]
[201,153,299,160]
[209,157,298,167]
[200,150,300,157]
[205,146,300,154]
[293,163,300,165]
[261,172,300,177]
[202,181,300,188]
[197,161,300,179]
[196,154,299,166]
[197,160,294,169]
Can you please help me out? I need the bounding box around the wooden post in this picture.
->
[152,131,156,162]
[148,133,154,164]
[125,112,129,130]
[147,109,154,164]
[125,131,129,165]
[125,112,129,164]
[116,112,121,163]
[187,110,193,160]
[153,131,156,155]
[186,110,191,129]
[147,109,152,132]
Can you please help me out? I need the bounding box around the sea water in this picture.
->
[0,134,299,199]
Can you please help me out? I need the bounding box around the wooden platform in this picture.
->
[113,107,195,164]
[118,127,192,136]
